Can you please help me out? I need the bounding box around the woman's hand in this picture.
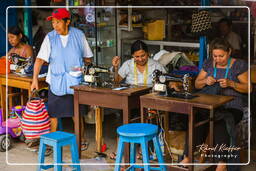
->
[168,82,182,92]
[31,79,39,91]
[206,76,216,86]
[112,56,120,68]
[217,78,231,88]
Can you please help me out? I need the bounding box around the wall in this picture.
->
[0,0,17,56]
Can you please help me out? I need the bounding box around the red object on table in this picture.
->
[0,57,10,74]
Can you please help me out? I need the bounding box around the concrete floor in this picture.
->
[0,112,256,171]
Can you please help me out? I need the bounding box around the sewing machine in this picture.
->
[9,53,33,75]
[83,64,112,87]
[152,69,196,99]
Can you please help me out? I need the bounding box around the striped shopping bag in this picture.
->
[21,98,50,140]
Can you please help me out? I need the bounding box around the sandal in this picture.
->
[109,152,116,160]
[137,151,143,160]
[44,146,53,157]
[35,146,53,156]
[25,139,40,148]
[176,157,189,169]
[26,147,38,152]
[81,141,89,151]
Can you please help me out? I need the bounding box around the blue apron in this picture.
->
[48,27,84,96]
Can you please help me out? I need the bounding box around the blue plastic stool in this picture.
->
[115,123,166,171]
[37,131,80,171]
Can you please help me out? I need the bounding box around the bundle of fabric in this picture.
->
[153,50,195,71]
[21,98,50,140]
[167,130,186,157]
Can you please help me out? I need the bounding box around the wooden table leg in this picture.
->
[95,106,103,152]
[140,106,145,123]
[209,109,214,163]
[74,91,81,158]
[122,97,130,164]
[8,87,13,110]
[0,85,6,121]
[163,111,170,156]
[188,107,195,171]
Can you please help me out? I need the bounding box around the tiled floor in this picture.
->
[0,112,255,171]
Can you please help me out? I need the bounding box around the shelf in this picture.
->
[118,24,143,31]
[122,39,200,48]
[97,24,116,28]
[232,20,249,24]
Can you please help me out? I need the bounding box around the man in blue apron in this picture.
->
[31,8,93,150]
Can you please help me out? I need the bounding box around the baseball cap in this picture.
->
[46,8,70,21]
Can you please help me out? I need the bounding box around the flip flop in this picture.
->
[95,152,107,158]
[25,139,40,148]
[109,152,116,160]
[136,151,143,160]
[174,165,188,169]
[44,146,53,157]
[26,147,38,152]
[81,141,89,151]
[36,146,53,157]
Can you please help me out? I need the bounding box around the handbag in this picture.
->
[191,10,212,36]
[21,91,50,140]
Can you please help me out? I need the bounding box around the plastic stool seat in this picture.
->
[41,131,74,142]
[37,131,80,171]
[115,123,166,171]
[117,123,158,137]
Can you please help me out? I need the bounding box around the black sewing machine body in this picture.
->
[83,64,113,87]
[152,69,197,99]
[9,53,33,75]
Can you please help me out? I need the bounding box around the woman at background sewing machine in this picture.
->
[112,40,168,86]
[181,37,251,171]
[2,26,33,59]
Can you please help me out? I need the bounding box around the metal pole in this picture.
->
[199,0,210,71]
[24,0,32,45]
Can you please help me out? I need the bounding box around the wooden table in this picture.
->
[0,73,47,120]
[140,93,234,171]
[72,85,151,160]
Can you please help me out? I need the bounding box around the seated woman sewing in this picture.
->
[5,26,33,59]
[112,40,166,86]
[110,40,181,160]
[1,26,33,74]
[181,38,251,171]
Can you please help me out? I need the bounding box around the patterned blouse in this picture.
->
[202,58,248,111]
